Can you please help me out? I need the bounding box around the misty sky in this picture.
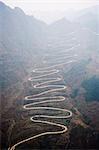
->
[1,0,99,23]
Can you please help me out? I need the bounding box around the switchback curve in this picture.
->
[9,50,78,150]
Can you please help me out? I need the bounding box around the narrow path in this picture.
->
[9,47,78,150]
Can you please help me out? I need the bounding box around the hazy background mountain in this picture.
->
[73,5,99,33]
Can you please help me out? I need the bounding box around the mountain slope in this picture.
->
[0,2,47,111]
[75,5,99,33]
[0,1,47,54]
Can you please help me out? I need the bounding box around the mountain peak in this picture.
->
[14,7,25,15]
[50,17,71,27]
[0,1,5,6]
[0,1,6,9]
[56,17,70,23]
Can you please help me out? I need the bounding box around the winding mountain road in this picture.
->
[9,49,78,150]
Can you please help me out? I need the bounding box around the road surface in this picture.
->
[9,46,78,150]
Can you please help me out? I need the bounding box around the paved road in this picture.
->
[9,49,78,150]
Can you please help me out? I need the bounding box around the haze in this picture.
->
[1,0,99,23]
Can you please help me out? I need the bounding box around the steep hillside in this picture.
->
[0,2,47,137]
[0,1,47,95]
